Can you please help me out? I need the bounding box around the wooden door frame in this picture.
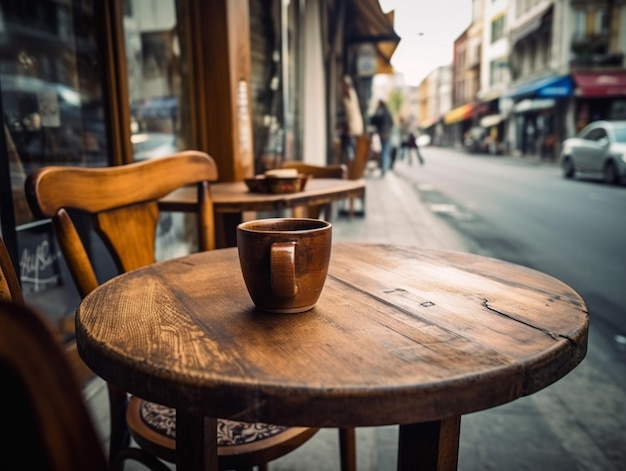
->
[101,0,254,181]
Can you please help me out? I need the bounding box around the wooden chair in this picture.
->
[281,161,347,220]
[344,134,371,217]
[1,234,98,389]
[0,298,109,471]
[0,236,23,304]
[25,151,321,471]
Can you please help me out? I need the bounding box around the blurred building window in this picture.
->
[573,11,585,39]
[491,15,505,43]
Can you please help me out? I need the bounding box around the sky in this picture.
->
[378,0,473,86]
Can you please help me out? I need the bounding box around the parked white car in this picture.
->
[560,120,626,185]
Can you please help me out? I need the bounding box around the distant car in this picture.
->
[560,120,626,184]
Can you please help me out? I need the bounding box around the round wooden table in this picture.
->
[76,243,589,471]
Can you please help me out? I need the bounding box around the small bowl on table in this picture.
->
[245,170,311,194]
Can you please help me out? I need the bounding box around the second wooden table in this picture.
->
[160,178,366,247]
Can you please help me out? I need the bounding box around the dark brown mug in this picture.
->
[236,218,332,313]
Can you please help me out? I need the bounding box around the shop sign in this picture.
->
[356,44,377,77]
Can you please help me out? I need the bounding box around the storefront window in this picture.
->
[0,0,109,325]
[1,0,108,223]
[123,0,188,160]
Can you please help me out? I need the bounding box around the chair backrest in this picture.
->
[280,161,346,220]
[0,236,23,304]
[25,151,218,299]
[347,134,371,180]
[0,299,108,471]
[281,161,347,179]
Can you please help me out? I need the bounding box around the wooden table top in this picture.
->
[76,243,588,429]
[160,178,366,213]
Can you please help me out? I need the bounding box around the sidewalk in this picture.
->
[331,165,468,252]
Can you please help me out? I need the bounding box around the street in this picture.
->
[394,147,626,470]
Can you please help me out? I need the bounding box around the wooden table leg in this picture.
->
[216,213,243,248]
[339,427,356,471]
[397,416,461,471]
[176,411,218,470]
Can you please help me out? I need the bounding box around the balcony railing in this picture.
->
[571,33,609,56]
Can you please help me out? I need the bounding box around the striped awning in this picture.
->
[444,103,476,125]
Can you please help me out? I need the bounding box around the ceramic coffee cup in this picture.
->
[236,218,332,313]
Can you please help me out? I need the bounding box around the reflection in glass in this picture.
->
[0,0,108,226]
[123,0,186,160]
[0,0,109,326]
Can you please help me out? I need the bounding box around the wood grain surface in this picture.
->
[76,243,588,430]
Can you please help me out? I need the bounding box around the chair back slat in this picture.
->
[0,236,23,304]
[95,202,159,272]
[52,209,100,299]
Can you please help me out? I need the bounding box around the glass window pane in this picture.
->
[123,0,188,160]
[1,0,108,225]
[0,0,109,328]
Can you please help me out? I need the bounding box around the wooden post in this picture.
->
[190,0,254,182]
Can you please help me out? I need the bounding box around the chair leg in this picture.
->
[107,383,130,464]
[339,427,356,471]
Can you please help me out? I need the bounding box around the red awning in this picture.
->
[573,72,626,97]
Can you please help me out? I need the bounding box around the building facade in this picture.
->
[417,0,626,158]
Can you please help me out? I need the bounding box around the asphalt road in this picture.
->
[397,147,626,340]
[394,147,626,470]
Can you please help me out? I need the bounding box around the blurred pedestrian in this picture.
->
[398,116,410,161]
[340,76,364,162]
[406,131,425,165]
[370,99,394,176]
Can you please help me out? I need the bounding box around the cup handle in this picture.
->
[270,241,298,298]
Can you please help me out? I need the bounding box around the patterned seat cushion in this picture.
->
[139,400,288,446]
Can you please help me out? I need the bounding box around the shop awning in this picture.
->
[374,11,400,74]
[573,72,626,97]
[347,0,401,44]
[444,103,475,125]
[510,5,553,45]
[505,74,573,100]
[480,114,505,128]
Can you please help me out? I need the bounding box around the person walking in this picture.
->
[370,99,394,177]
[340,75,364,162]
[406,131,425,165]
